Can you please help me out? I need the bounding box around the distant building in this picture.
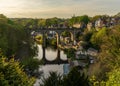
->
[89,57,94,64]
[87,48,98,56]
[95,18,103,28]
[87,22,93,31]
[73,22,86,29]
[73,23,81,28]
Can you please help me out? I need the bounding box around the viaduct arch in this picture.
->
[28,28,81,64]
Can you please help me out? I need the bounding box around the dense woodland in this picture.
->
[0,13,120,85]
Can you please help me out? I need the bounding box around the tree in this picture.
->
[89,25,120,81]
[62,67,90,86]
[69,15,90,25]
[0,54,35,86]
[0,14,38,79]
[79,15,90,24]
[64,48,76,59]
[61,31,71,37]
[40,72,62,86]
[105,68,120,86]
[21,57,42,78]
[0,14,37,59]
[90,27,108,49]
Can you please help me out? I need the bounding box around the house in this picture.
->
[95,18,103,28]
[87,48,98,56]
[87,22,93,31]
[89,57,95,64]
[73,23,81,28]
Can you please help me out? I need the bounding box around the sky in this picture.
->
[0,0,120,18]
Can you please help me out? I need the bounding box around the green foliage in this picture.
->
[0,14,36,58]
[105,68,120,86]
[98,26,120,66]
[90,27,107,49]
[40,72,62,86]
[35,35,43,44]
[62,67,90,86]
[82,32,93,42]
[69,15,90,25]
[79,30,94,49]
[46,17,59,27]
[79,15,90,24]
[46,38,57,46]
[89,25,120,81]
[21,57,42,78]
[12,18,38,28]
[64,48,75,58]
[51,38,57,45]
[0,56,35,86]
[61,31,71,37]
[90,68,120,86]
[13,17,63,28]
[21,57,40,72]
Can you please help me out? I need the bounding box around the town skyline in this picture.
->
[0,0,120,18]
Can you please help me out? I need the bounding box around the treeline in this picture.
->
[0,14,36,58]
[11,12,120,29]
[10,15,90,28]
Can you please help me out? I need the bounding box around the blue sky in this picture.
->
[0,0,120,18]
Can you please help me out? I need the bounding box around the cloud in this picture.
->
[0,0,120,18]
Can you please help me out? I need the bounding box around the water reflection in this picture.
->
[36,44,67,61]
[37,45,43,60]
[46,48,57,61]
[60,51,67,60]
[41,64,64,77]
[34,64,65,86]
[34,45,68,86]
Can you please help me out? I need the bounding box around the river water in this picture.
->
[37,45,67,61]
[34,45,68,86]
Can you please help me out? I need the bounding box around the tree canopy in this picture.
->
[0,52,35,86]
[0,14,36,58]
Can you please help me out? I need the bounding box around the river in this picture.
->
[36,45,67,61]
[34,45,69,86]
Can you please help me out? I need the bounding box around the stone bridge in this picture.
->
[28,28,81,47]
[27,28,81,64]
